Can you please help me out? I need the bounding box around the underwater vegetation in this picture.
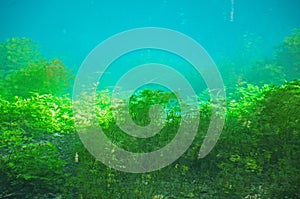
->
[0,38,73,99]
[219,28,300,89]
[0,31,299,198]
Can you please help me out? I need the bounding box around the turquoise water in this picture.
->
[1,0,299,69]
[1,1,300,198]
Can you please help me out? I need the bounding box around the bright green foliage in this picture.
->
[74,89,181,153]
[94,89,115,129]
[0,36,299,198]
[0,94,75,134]
[68,82,299,198]
[228,82,269,115]
[73,89,115,129]
[0,93,76,198]
[1,80,299,198]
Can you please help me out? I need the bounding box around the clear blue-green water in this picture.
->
[0,1,300,198]
[1,0,299,70]
[1,0,300,90]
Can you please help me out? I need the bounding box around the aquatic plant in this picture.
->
[0,37,40,78]
[0,37,73,99]
[219,29,300,88]
[0,93,76,198]
[1,79,299,198]
[0,94,75,134]
[210,80,300,198]
[250,80,300,198]
[275,28,300,80]
[0,35,298,197]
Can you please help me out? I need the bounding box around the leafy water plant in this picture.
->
[0,35,298,197]
[0,37,40,78]
[0,37,73,99]
[210,80,300,198]
[1,79,299,198]
[1,58,73,99]
[0,93,76,198]
[274,28,300,80]
[250,80,300,198]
